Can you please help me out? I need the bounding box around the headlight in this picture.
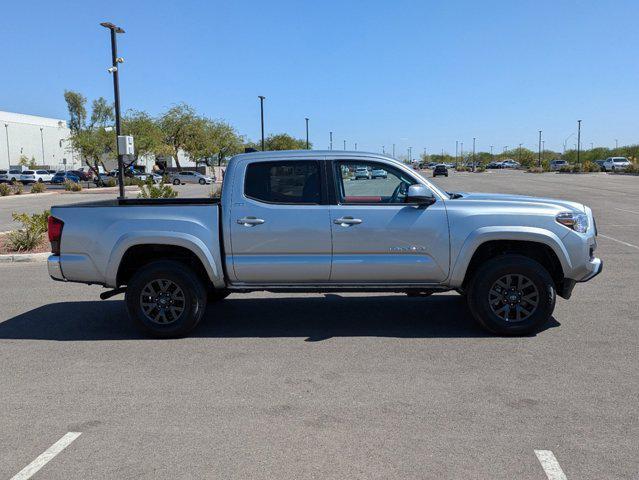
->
[556,212,589,233]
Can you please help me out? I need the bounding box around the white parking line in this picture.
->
[615,207,639,215]
[598,234,639,250]
[10,432,81,480]
[534,450,568,480]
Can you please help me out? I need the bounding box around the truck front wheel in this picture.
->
[466,254,556,336]
[126,260,207,338]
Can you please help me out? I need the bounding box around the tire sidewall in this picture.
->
[467,255,556,335]
[126,261,207,338]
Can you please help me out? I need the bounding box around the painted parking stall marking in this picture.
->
[534,450,568,480]
[598,233,639,250]
[10,432,81,480]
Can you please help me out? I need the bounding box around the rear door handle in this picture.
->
[334,216,362,226]
[237,216,265,226]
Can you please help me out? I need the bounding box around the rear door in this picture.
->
[229,159,332,284]
[328,159,449,284]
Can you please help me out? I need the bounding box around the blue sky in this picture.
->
[1,0,637,154]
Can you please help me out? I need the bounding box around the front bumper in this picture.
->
[578,257,603,282]
[48,255,65,281]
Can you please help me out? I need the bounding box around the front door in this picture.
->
[229,159,332,284]
[329,160,449,283]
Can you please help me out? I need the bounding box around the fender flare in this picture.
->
[104,231,224,288]
[449,226,572,287]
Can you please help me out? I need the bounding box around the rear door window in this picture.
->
[244,161,321,204]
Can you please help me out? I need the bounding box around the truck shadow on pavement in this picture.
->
[0,294,559,341]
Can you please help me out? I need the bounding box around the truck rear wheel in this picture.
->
[466,254,555,336]
[125,260,207,338]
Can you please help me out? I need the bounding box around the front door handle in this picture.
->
[237,216,265,226]
[334,216,362,226]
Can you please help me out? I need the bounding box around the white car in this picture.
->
[171,171,214,185]
[602,157,631,172]
[550,160,568,171]
[135,172,163,184]
[371,168,387,179]
[19,169,54,184]
[501,160,521,169]
[353,167,371,180]
[6,169,23,182]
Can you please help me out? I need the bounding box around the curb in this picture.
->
[0,252,49,263]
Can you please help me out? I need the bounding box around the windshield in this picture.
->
[23,171,34,174]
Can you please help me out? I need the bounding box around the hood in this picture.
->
[455,192,586,213]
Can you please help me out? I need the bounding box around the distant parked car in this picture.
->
[371,168,387,179]
[171,170,213,185]
[433,164,448,177]
[68,169,92,181]
[51,172,81,184]
[353,167,371,180]
[602,157,631,172]
[20,170,54,183]
[135,172,163,184]
[6,169,23,182]
[427,162,438,169]
[0,170,8,183]
[487,161,504,169]
[93,173,115,186]
[550,159,568,171]
[501,160,521,169]
[594,160,606,171]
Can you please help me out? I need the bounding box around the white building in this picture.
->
[0,111,77,171]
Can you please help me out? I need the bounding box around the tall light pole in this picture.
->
[329,131,333,150]
[305,117,309,149]
[590,142,593,150]
[392,143,395,158]
[257,96,266,151]
[100,21,126,198]
[615,139,618,149]
[455,140,458,163]
[538,130,542,167]
[460,142,463,161]
[40,127,45,165]
[382,145,385,154]
[577,120,582,165]
[472,137,476,171]
[490,145,494,160]
[518,143,522,164]
[5,123,10,167]
[343,140,346,150]
[354,142,357,151]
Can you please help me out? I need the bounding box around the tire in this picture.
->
[125,260,207,338]
[466,254,556,336]
[199,178,206,185]
[173,178,180,185]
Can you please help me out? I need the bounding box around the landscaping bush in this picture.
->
[475,166,486,172]
[124,177,143,187]
[456,165,468,172]
[105,178,117,187]
[527,166,545,173]
[582,161,599,172]
[625,163,639,174]
[0,183,11,196]
[30,182,47,193]
[11,181,24,195]
[210,184,222,199]
[137,181,178,199]
[6,210,50,252]
[64,180,82,192]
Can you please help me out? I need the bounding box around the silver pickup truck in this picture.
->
[47,150,602,337]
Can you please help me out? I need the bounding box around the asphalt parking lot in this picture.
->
[0,170,637,479]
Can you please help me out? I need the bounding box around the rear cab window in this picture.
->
[244,161,321,204]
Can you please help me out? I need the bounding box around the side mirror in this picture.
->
[406,184,436,206]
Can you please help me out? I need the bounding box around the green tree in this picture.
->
[63,90,115,180]
[246,133,308,151]
[157,103,199,170]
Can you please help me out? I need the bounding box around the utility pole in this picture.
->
[329,131,333,150]
[455,140,458,164]
[460,142,463,162]
[577,120,582,165]
[538,131,542,167]
[4,123,9,166]
[40,127,45,165]
[100,22,126,199]
[472,137,476,171]
[518,143,522,164]
[305,117,309,149]
[258,96,266,151]
[382,145,385,154]
[354,142,357,150]
[490,145,494,160]
[392,144,395,157]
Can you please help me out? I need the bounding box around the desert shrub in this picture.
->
[456,165,468,172]
[124,177,143,187]
[64,180,82,191]
[475,166,486,172]
[210,184,222,199]
[6,210,50,252]
[559,165,573,173]
[625,163,639,173]
[137,181,178,199]
[527,166,544,173]
[11,181,24,195]
[105,178,117,187]
[0,183,11,196]
[30,182,47,193]
[582,161,599,172]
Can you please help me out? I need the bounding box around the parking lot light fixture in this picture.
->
[100,21,126,199]
[577,120,582,164]
[538,131,542,167]
[258,96,266,151]
[329,131,333,150]
[305,117,309,149]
